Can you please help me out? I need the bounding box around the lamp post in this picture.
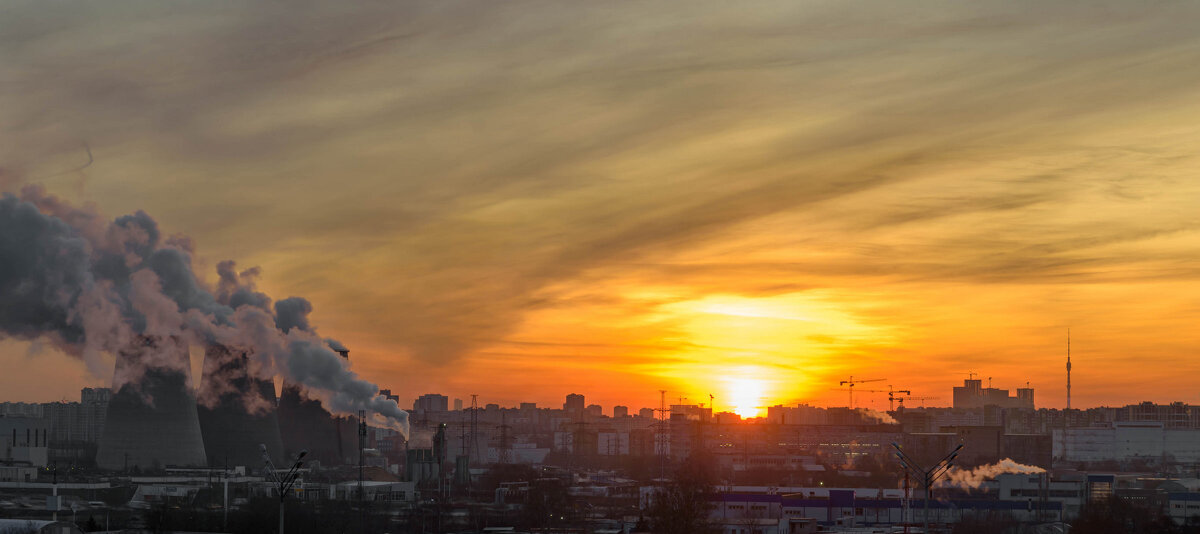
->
[262,445,307,534]
[892,442,962,533]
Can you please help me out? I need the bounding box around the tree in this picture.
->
[647,452,718,534]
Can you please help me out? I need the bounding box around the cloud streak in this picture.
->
[5,1,1200,407]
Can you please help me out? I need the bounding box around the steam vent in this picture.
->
[196,344,285,467]
[96,336,208,470]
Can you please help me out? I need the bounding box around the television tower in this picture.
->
[1066,329,1072,411]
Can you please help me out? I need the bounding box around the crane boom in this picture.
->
[837,376,887,409]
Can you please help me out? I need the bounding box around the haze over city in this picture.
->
[6,1,1200,416]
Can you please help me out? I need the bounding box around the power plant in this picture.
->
[93,337,363,471]
[277,347,360,466]
[196,344,284,467]
[95,336,208,471]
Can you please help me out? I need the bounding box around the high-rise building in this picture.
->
[586,404,603,417]
[564,394,585,415]
[639,408,655,419]
[952,378,1034,409]
[613,405,629,418]
[413,394,449,415]
[454,398,464,411]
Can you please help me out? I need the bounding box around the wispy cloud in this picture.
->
[4,1,1200,406]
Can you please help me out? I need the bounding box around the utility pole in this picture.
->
[892,442,962,533]
[262,445,307,534]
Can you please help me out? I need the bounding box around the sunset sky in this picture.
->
[4,1,1200,416]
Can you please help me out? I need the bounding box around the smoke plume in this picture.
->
[0,186,409,436]
[856,408,898,425]
[937,458,1045,489]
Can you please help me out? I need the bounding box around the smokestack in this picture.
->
[96,336,208,470]
[196,344,285,467]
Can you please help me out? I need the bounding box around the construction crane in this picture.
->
[886,386,911,411]
[832,387,888,409]
[838,376,886,409]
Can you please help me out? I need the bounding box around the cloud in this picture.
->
[5,1,1200,406]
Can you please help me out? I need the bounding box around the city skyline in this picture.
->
[7,2,1200,416]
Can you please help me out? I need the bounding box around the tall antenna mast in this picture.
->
[1066,329,1072,411]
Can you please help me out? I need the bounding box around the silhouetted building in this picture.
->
[413,394,449,416]
[953,379,1034,409]
[564,394,585,416]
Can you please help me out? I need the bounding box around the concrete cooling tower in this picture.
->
[196,344,284,467]
[277,347,358,466]
[96,336,207,470]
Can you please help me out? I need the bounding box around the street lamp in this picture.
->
[262,444,307,534]
[892,442,962,533]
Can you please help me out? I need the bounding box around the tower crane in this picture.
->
[838,376,886,409]
[886,386,911,411]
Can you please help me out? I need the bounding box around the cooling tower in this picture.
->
[96,336,207,470]
[277,347,357,465]
[196,344,284,467]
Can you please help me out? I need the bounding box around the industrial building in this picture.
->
[0,416,48,467]
[1053,421,1200,466]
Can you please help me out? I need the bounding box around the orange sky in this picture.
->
[5,2,1200,415]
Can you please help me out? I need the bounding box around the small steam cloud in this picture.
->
[0,186,409,436]
[856,408,898,425]
[937,458,1045,489]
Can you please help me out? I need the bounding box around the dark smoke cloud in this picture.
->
[0,193,95,345]
[0,187,408,435]
[274,297,313,334]
[216,260,271,311]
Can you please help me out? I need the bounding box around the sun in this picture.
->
[727,377,767,418]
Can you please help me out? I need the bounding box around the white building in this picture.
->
[0,417,48,467]
[1053,422,1200,465]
